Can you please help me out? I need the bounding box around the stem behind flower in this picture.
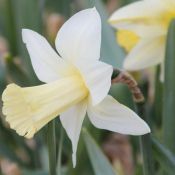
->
[47,120,57,175]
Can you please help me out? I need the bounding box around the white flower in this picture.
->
[109,0,175,81]
[2,8,150,167]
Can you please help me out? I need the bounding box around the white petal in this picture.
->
[60,100,87,167]
[55,7,101,62]
[109,0,166,37]
[74,59,113,106]
[115,24,166,38]
[87,95,150,135]
[123,37,165,71]
[22,29,74,83]
[109,0,164,24]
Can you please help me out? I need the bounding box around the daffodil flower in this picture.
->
[2,8,150,167]
[109,0,175,81]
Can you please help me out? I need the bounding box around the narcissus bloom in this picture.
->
[109,0,175,81]
[2,8,150,167]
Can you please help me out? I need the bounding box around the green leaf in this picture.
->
[45,0,71,17]
[0,59,6,93]
[86,0,124,68]
[83,128,116,175]
[163,19,175,154]
[5,55,30,86]
[3,0,18,56]
[1,0,43,80]
[14,0,43,32]
[22,170,48,175]
[134,103,155,175]
[152,66,163,128]
[152,138,175,174]
[13,0,43,78]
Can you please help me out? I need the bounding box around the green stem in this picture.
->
[47,120,57,175]
[57,127,64,175]
[135,103,155,175]
[163,20,175,155]
[153,65,163,128]
[162,20,175,175]
[139,135,154,175]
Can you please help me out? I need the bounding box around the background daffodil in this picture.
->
[109,0,175,81]
[2,7,150,167]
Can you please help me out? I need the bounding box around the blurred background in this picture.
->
[0,0,171,175]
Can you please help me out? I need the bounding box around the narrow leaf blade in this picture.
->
[83,129,116,175]
[163,19,175,154]
[152,138,175,174]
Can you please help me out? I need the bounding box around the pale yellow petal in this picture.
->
[109,0,175,28]
[109,0,175,40]
[2,75,88,138]
[117,30,139,52]
[123,37,165,71]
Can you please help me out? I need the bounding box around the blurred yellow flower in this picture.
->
[109,0,175,81]
[117,30,139,52]
[2,8,150,167]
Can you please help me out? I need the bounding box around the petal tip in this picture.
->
[137,119,151,135]
[22,28,32,43]
[91,6,98,13]
[90,7,100,20]
[22,29,38,44]
[72,155,76,168]
[92,6,97,11]
[144,123,151,134]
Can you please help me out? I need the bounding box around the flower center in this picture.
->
[117,30,140,52]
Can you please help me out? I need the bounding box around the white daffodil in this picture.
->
[109,0,175,81]
[2,8,150,167]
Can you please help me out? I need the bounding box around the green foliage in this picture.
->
[83,129,116,175]
[163,20,175,154]
[22,170,48,175]
[152,138,175,174]
[45,0,71,17]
